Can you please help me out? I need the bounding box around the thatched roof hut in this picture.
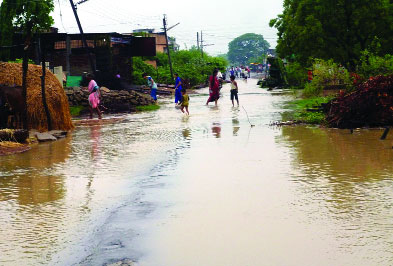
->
[0,62,73,131]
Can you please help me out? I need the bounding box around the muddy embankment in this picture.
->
[65,87,157,113]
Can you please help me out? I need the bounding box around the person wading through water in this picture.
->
[230,75,239,107]
[87,74,102,119]
[174,73,183,105]
[206,69,220,106]
[142,73,158,102]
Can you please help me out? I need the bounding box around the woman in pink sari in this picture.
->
[206,69,220,106]
[87,74,102,119]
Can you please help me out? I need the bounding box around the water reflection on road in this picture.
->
[1,79,393,266]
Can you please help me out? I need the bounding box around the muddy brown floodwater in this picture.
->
[1,79,393,266]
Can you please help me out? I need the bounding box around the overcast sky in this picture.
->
[1,0,284,55]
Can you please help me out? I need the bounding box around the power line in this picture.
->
[163,14,179,79]
[69,0,95,73]
[57,0,68,33]
[86,0,162,20]
[76,0,89,5]
[79,5,162,31]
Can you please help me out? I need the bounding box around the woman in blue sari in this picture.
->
[174,73,183,104]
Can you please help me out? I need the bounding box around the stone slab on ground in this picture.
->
[36,132,57,142]
[48,130,68,139]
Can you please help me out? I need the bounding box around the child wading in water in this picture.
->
[230,75,239,107]
[178,88,189,115]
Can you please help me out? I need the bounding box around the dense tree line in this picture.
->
[270,0,393,70]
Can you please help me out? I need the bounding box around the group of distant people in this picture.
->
[142,68,241,114]
[86,67,248,119]
[142,68,243,114]
[228,66,251,80]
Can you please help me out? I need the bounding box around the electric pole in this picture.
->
[199,31,214,59]
[163,15,177,79]
[197,32,199,50]
[200,31,203,58]
[69,0,96,74]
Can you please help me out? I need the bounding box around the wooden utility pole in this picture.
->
[38,37,52,131]
[199,31,214,59]
[21,22,33,130]
[163,14,174,79]
[69,0,96,74]
[66,35,71,75]
[200,31,203,58]
[197,32,199,50]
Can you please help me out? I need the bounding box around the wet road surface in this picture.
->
[1,79,393,265]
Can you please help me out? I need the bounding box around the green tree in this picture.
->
[270,0,393,70]
[303,59,351,97]
[0,0,54,60]
[0,0,54,129]
[227,33,270,65]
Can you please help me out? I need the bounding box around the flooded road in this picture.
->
[1,79,393,265]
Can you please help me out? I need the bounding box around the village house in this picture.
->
[3,28,156,88]
[127,29,179,68]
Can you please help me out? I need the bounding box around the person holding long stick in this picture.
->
[206,69,220,106]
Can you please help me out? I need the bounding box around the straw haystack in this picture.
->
[0,62,73,131]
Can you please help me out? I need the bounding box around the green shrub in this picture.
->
[286,96,332,124]
[357,51,393,79]
[8,58,35,64]
[303,59,351,97]
[285,61,307,89]
[261,57,287,88]
[132,49,228,87]
[131,57,156,85]
[69,106,86,116]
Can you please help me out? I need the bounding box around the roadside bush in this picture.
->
[261,57,286,88]
[357,51,393,79]
[303,59,351,97]
[284,96,332,124]
[131,57,156,85]
[132,49,228,87]
[285,61,307,89]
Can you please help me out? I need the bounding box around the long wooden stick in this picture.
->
[380,127,390,140]
[242,106,255,127]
